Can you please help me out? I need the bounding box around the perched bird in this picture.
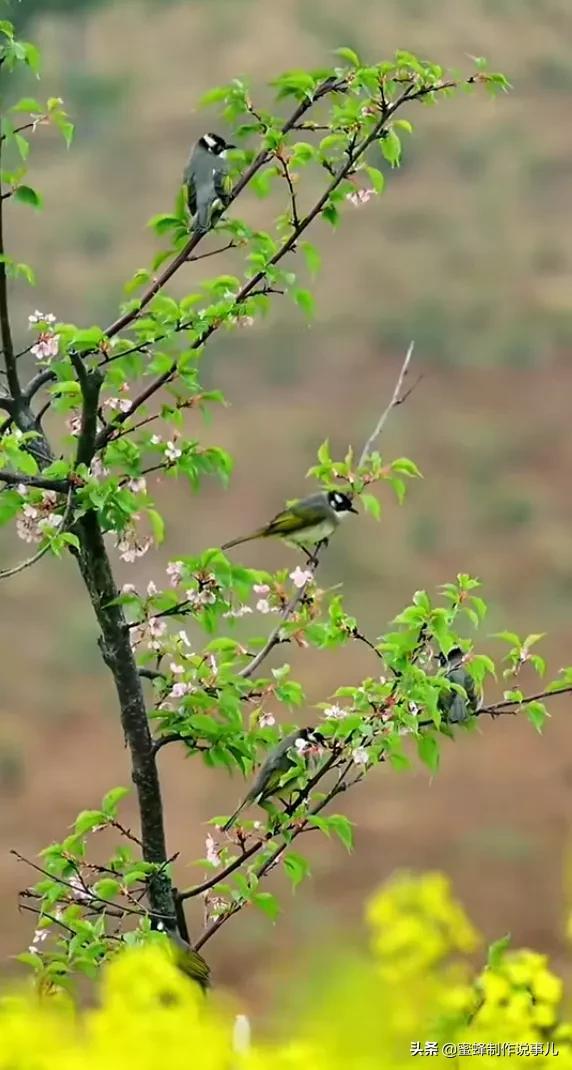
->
[437,647,479,724]
[221,489,358,556]
[159,927,211,992]
[222,726,325,831]
[183,132,234,235]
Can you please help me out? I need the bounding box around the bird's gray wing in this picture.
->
[213,160,231,207]
[182,147,199,216]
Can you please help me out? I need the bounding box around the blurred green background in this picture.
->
[1,0,572,1007]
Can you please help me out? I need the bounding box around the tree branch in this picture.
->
[69,351,103,468]
[73,511,176,927]
[0,123,20,405]
[0,470,70,492]
[358,340,416,466]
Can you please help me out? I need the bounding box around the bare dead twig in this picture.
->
[358,340,416,467]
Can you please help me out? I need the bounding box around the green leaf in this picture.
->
[391,457,422,478]
[101,786,129,816]
[75,810,106,836]
[199,85,230,106]
[251,891,280,920]
[487,933,511,969]
[380,129,402,167]
[417,733,440,774]
[300,241,321,276]
[526,701,547,734]
[93,878,121,901]
[327,814,354,852]
[148,509,165,545]
[364,166,385,195]
[293,288,315,318]
[148,213,181,235]
[14,185,43,209]
[283,851,311,890]
[14,133,29,161]
[334,46,361,66]
[360,492,381,520]
[50,381,81,397]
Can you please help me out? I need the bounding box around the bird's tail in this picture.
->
[221,531,263,551]
[222,798,249,832]
[193,201,210,236]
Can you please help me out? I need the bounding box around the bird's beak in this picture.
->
[226,143,236,150]
[349,504,359,514]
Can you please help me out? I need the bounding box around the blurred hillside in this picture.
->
[1,0,572,1009]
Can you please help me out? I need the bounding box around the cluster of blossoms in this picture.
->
[115,518,152,563]
[28,310,59,361]
[346,187,376,207]
[16,488,63,543]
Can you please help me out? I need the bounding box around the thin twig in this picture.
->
[276,154,300,228]
[358,341,416,467]
[187,241,236,262]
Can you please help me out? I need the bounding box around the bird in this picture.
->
[183,132,234,235]
[437,647,479,724]
[222,726,325,831]
[157,927,211,991]
[221,489,358,557]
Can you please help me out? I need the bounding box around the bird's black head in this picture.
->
[200,132,234,155]
[438,646,464,668]
[296,727,327,754]
[327,490,358,515]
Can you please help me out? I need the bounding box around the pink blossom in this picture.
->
[186,588,216,609]
[289,566,313,589]
[253,583,270,595]
[146,580,158,597]
[28,310,56,326]
[122,583,138,595]
[16,505,42,544]
[16,484,28,497]
[165,440,182,464]
[323,704,347,721]
[352,746,369,766]
[169,662,184,675]
[39,512,63,533]
[236,314,254,328]
[258,712,276,728]
[346,188,375,207]
[256,598,277,615]
[31,332,59,361]
[170,680,193,699]
[127,477,147,494]
[105,396,131,413]
[177,629,191,648]
[150,434,162,445]
[116,524,152,563]
[223,604,253,619]
[166,560,184,586]
[148,617,166,639]
[28,926,49,954]
[89,456,109,480]
[205,834,221,867]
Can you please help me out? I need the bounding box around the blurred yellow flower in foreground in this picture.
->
[0,872,570,1069]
